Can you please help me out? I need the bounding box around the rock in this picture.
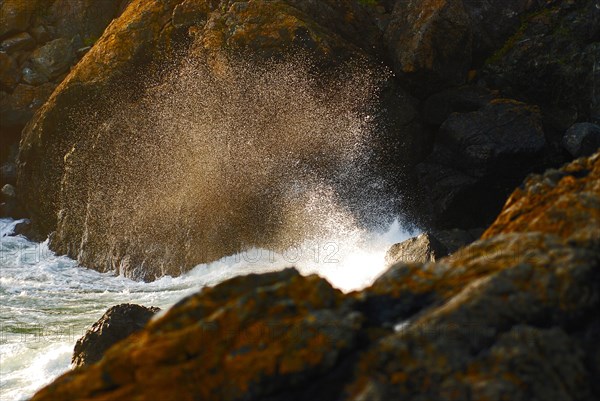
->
[34,269,363,401]
[0,83,56,130]
[0,0,42,38]
[384,0,539,94]
[421,85,497,126]
[21,66,48,85]
[16,0,388,279]
[431,227,483,254]
[0,51,20,90]
[483,0,600,130]
[0,32,35,53]
[28,38,75,80]
[384,0,473,93]
[0,183,23,218]
[385,233,447,265]
[10,219,45,241]
[29,25,53,44]
[72,303,160,368]
[1,183,16,198]
[562,123,600,158]
[1,161,17,186]
[417,98,549,228]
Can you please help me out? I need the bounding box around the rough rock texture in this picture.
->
[384,0,539,93]
[417,98,551,228]
[31,152,600,401]
[34,269,363,401]
[385,233,447,265]
[483,0,600,130]
[72,303,160,368]
[562,123,600,158]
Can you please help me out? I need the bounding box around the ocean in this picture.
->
[0,217,412,400]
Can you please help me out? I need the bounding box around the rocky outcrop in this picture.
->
[417,98,553,228]
[30,151,600,401]
[71,303,160,368]
[384,0,540,93]
[483,0,600,130]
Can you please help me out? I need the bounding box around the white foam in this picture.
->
[0,217,416,399]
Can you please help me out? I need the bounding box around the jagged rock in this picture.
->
[417,98,549,228]
[72,304,160,368]
[0,32,35,53]
[385,233,447,265]
[0,51,20,90]
[562,122,600,158]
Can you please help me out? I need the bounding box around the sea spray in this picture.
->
[50,54,409,279]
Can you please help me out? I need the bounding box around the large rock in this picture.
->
[72,303,160,368]
[417,98,550,228]
[33,269,363,401]
[483,0,600,130]
[16,0,394,280]
[30,152,600,401]
[28,38,75,81]
[385,233,447,265]
[384,0,539,93]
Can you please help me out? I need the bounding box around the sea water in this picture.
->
[0,217,412,400]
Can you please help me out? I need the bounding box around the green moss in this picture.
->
[83,36,98,47]
[358,0,378,6]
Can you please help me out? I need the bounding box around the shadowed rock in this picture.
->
[72,303,160,368]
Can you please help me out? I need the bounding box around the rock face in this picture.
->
[71,303,160,368]
[30,151,600,401]
[417,99,550,228]
[0,0,127,216]
[483,0,600,129]
[562,123,600,158]
[12,0,597,278]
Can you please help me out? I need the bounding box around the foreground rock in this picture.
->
[72,304,160,368]
[31,152,600,401]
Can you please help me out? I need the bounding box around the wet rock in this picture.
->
[72,303,160,368]
[417,99,548,228]
[28,38,75,80]
[10,219,45,241]
[0,51,20,90]
[562,122,600,158]
[385,233,447,265]
[0,32,35,53]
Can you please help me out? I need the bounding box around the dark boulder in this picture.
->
[562,122,600,158]
[483,0,600,131]
[417,98,550,228]
[71,303,160,368]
